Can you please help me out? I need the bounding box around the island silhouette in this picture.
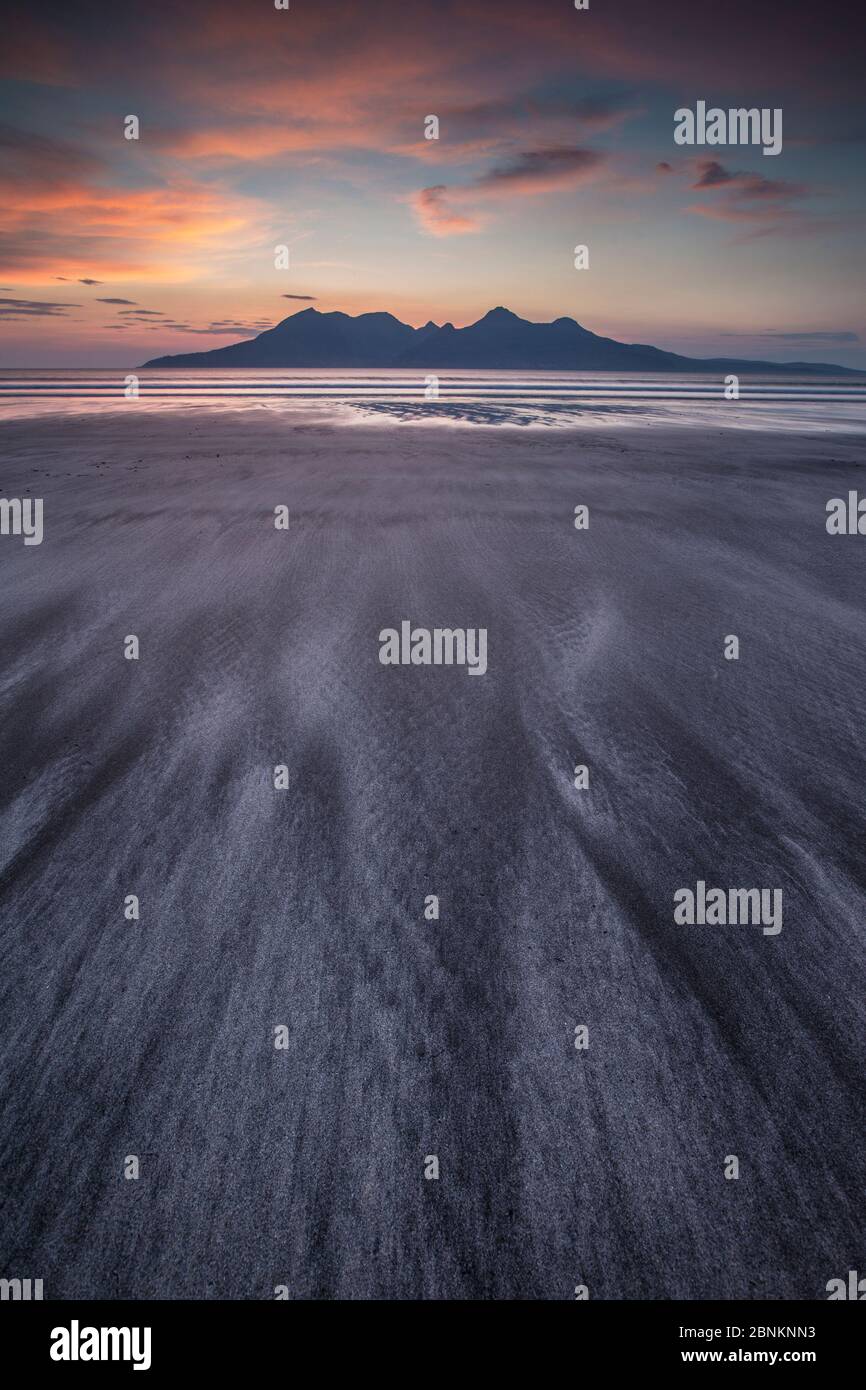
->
[143,306,860,374]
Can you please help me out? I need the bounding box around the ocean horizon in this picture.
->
[2,367,864,429]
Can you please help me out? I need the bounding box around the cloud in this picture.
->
[390,91,639,164]
[0,124,269,281]
[176,324,262,335]
[78,277,103,285]
[690,160,804,198]
[151,123,374,161]
[0,296,79,317]
[281,294,317,300]
[96,297,137,304]
[408,186,483,237]
[152,95,628,171]
[6,1,859,113]
[0,122,101,195]
[0,9,75,84]
[691,160,734,188]
[150,321,267,336]
[476,146,604,196]
[100,319,266,338]
[681,158,812,236]
[656,161,673,173]
[409,145,605,236]
[99,317,273,338]
[720,330,859,343]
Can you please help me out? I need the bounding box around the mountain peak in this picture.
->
[273,305,320,329]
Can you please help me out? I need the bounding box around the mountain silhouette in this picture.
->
[142,306,859,374]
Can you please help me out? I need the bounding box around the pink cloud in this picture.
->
[408,186,483,237]
[408,145,607,236]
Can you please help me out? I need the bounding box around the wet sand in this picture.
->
[0,407,864,1299]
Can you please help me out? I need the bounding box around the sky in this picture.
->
[1,0,864,367]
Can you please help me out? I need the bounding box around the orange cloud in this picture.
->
[154,123,380,161]
[408,186,483,237]
[0,126,272,281]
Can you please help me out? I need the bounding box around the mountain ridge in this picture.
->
[142,306,861,375]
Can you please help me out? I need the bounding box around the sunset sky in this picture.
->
[1,0,864,367]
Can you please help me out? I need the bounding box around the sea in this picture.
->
[1,368,864,430]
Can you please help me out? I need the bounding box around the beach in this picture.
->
[1,404,864,1299]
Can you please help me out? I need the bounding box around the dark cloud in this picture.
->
[78,278,103,285]
[656,161,673,173]
[0,123,101,191]
[103,320,261,337]
[737,175,807,200]
[96,297,137,304]
[411,145,606,237]
[691,160,805,198]
[98,318,270,337]
[4,1,862,100]
[477,147,603,191]
[439,91,638,148]
[96,318,256,337]
[685,159,811,234]
[281,294,317,300]
[158,322,263,335]
[692,160,734,188]
[0,297,80,317]
[721,330,859,343]
[447,94,634,127]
